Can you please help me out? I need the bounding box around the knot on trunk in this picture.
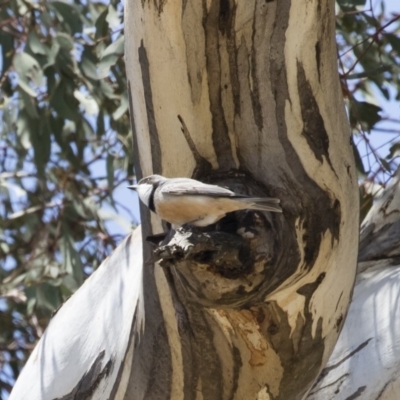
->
[154,210,280,308]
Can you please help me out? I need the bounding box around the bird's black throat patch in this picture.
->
[148,183,158,213]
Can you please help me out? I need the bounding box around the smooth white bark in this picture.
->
[9,229,144,400]
[309,171,400,399]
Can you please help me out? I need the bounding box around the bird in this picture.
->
[128,174,282,227]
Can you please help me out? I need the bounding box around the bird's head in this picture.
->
[128,174,165,207]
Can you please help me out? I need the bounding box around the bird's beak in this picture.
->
[128,184,138,191]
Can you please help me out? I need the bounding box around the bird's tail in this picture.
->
[237,197,282,213]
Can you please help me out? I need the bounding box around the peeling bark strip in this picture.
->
[297,62,334,171]
[203,0,236,170]
[138,42,162,175]
[53,351,112,400]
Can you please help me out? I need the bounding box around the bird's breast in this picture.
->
[155,195,238,226]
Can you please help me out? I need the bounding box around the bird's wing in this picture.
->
[162,180,237,197]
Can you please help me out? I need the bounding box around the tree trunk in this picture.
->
[9,1,359,399]
[123,1,359,399]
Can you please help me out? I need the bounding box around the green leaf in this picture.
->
[51,1,83,35]
[81,56,99,80]
[18,79,38,98]
[100,35,124,59]
[74,90,99,115]
[50,79,79,121]
[31,114,51,177]
[337,0,367,11]
[16,111,33,149]
[36,283,61,311]
[56,32,75,52]
[387,33,400,56]
[60,228,84,285]
[0,31,14,76]
[28,32,48,55]
[106,4,120,29]
[97,35,124,79]
[351,138,366,176]
[43,42,61,70]
[19,89,39,118]
[95,8,109,41]
[61,275,79,293]
[386,143,400,160]
[13,52,43,86]
[359,186,373,223]
[112,92,128,120]
[349,100,382,132]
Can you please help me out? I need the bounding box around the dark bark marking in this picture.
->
[266,8,339,387]
[218,0,230,33]
[309,372,349,396]
[128,81,143,182]
[53,351,112,400]
[297,62,335,173]
[123,235,173,400]
[297,273,325,309]
[187,306,225,399]
[345,386,366,399]
[125,294,173,400]
[230,345,242,399]
[317,338,373,382]
[203,0,236,170]
[359,219,400,262]
[141,0,167,14]
[226,15,241,116]
[250,10,263,130]
[266,301,325,400]
[269,0,342,283]
[315,41,321,82]
[376,378,395,399]
[177,115,212,179]
[128,80,154,246]
[123,186,173,400]
[335,313,344,332]
[138,41,163,175]
[163,267,199,400]
[108,301,140,399]
[182,0,188,13]
[335,291,343,313]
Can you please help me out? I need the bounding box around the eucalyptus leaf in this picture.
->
[112,93,128,120]
[386,143,400,160]
[51,1,83,35]
[56,32,75,51]
[0,31,14,75]
[19,89,39,118]
[28,32,48,56]
[74,90,99,115]
[18,79,38,98]
[14,52,44,87]
[60,229,84,285]
[100,35,124,59]
[349,100,382,132]
[106,4,121,29]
